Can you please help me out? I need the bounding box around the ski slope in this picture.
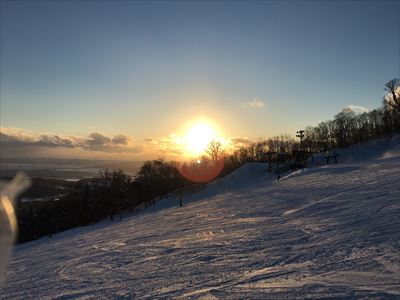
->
[1,137,400,299]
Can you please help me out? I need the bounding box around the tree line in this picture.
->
[225,79,400,159]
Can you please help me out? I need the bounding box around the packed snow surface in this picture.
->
[1,137,400,299]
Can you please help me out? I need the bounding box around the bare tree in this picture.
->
[315,121,331,150]
[206,140,225,162]
[383,79,400,133]
[333,108,356,147]
[254,138,268,162]
[384,78,400,115]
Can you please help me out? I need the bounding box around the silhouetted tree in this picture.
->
[99,169,130,220]
[384,79,400,115]
[206,140,225,162]
[332,108,356,147]
[383,79,400,134]
[254,139,268,162]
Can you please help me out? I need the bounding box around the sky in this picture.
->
[1,0,399,160]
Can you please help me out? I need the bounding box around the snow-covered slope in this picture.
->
[1,138,400,299]
[309,135,400,165]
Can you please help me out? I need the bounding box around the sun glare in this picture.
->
[184,122,218,157]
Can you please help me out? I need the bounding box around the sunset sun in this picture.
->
[184,122,218,157]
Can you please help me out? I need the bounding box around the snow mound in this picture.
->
[195,163,271,196]
[144,163,275,212]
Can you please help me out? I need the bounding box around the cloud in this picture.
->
[112,135,129,145]
[86,132,111,146]
[79,132,140,153]
[242,98,265,108]
[0,128,142,158]
[229,137,254,149]
[230,137,252,144]
[0,131,78,149]
[35,134,77,148]
[344,104,369,114]
[144,134,184,156]
[144,137,157,144]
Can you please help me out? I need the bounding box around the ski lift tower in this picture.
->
[296,130,304,150]
[296,130,305,161]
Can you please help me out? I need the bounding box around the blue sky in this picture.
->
[1,1,399,159]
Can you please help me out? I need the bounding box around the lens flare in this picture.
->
[177,159,224,183]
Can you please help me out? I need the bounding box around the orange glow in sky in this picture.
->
[181,118,227,158]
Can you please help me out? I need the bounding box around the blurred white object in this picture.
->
[0,173,30,284]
